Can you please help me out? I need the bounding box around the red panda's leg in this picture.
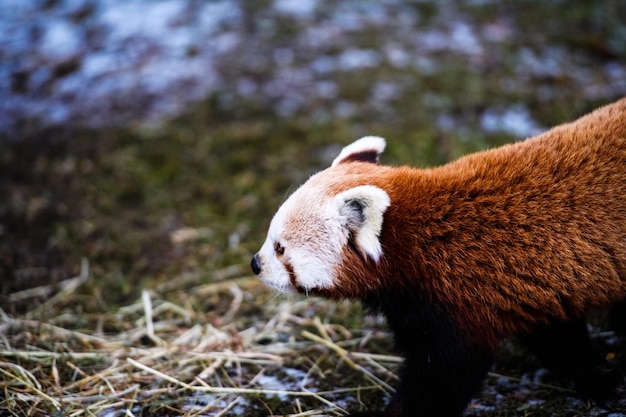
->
[384,340,493,417]
[608,298,626,336]
[348,342,492,417]
[519,317,623,404]
[359,293,494,417]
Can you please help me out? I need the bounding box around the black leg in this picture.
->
[390,347,493,417]
[609,298,626,336]
[348,346,492,417]
[357,292,494,417]
[520,317,622,404]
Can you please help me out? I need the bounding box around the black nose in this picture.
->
[251,254,261,275]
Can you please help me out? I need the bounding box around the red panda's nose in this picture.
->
[251,254,261,275]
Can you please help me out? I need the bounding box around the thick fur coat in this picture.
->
[252,97,626,416]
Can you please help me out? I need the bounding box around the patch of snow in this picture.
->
[450,22,483,56]
[274,0,318,18]
[337,49,382,70]
[480,106,544,138]
[0,0,624,137]
[40,20,83,60]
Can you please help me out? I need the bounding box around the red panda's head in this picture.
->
[251,136,391,296]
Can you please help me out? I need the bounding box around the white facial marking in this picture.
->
[255,137,391,294]
[256,181,390,293]
[255,182,343,293]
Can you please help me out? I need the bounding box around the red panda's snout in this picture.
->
[250,253,261,275]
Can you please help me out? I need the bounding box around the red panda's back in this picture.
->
[375,98,626,347]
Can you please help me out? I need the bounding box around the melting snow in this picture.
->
[1,0,624,137]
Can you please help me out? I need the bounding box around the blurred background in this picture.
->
[2,0,625,313]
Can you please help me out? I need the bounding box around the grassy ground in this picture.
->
[2,0,626,416]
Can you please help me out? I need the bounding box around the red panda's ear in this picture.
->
[332,185,390,262]
[332,136,386,167]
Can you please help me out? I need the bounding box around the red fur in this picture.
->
[253,98,626,416]
[313,98,626,350]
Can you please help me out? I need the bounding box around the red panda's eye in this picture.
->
[274,242,285,255]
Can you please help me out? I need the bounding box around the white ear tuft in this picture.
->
[332,136,386,167]
[332,185,390,262]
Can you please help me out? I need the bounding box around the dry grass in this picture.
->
[0,259,400,417]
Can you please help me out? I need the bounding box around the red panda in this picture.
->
[251,97,626,417]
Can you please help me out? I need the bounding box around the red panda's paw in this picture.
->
[575,366,624,406]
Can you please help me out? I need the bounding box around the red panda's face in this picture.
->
[252,181,344,293]
[251,137,391,296]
